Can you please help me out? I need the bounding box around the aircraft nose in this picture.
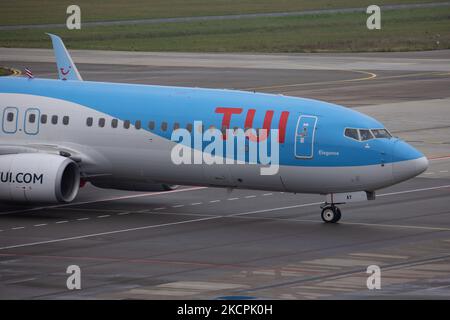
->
[392,140,428,183]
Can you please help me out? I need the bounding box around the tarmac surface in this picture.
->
[0,49,450,299]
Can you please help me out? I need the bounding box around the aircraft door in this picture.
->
[2,107,19,134]
[24,108,40,135]
[294,115,317,159]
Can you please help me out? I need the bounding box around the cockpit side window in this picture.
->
[371,129,392,138]
[344,128,359,141]
[359,129,374,141]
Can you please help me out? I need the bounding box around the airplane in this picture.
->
[0,34,428,223]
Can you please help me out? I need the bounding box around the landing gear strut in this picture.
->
[320,205,342,223]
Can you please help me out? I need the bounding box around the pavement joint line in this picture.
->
[238,252,450,294]
[349,253,409,259]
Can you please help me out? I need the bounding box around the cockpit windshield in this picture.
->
[344,128,392,141]
[359,129,373,141]
[371,129,392,138]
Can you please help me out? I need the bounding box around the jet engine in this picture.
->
[0,153,80,203]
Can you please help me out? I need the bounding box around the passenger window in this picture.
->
[124,120,130,129]
[344,128,359,141]
[135,120,141,130]
[7,112,14,122]
[371,129,391,139]
[29,113,36,123]
[51,115,58,125]
[148,121,155,130]
[186,123,192,133]
[86,117,93,127]
[98,118,105,128]
[111,119,118,128]
[62,116,69,125]
[41,114,47,124]
[359,129,374,141]
[161,122,168,131]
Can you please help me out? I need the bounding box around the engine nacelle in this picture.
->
[0,153,80,203]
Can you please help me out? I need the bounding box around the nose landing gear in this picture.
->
[320,205,342,223]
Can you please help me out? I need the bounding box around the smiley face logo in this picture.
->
[60,65,72,80]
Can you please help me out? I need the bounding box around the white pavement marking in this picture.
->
[229,202,323,217]
[2,184,450,241]
[0,186,207,216]
[172,204,185,208]
[377,184,450,197]
[154,207,166,210]
[209,200,221,203]
[55,221,68,224]
[97,215,110,218]
[77,217,90,221]
[430,155,450,161]
[263,193,273,196]
[245,195,257,199]
[33,224,47,227]
[233,215,450,232]
[0,216,219,250]
[190,202,203,206]
[228,198,239,201]
[229,185,450,218]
